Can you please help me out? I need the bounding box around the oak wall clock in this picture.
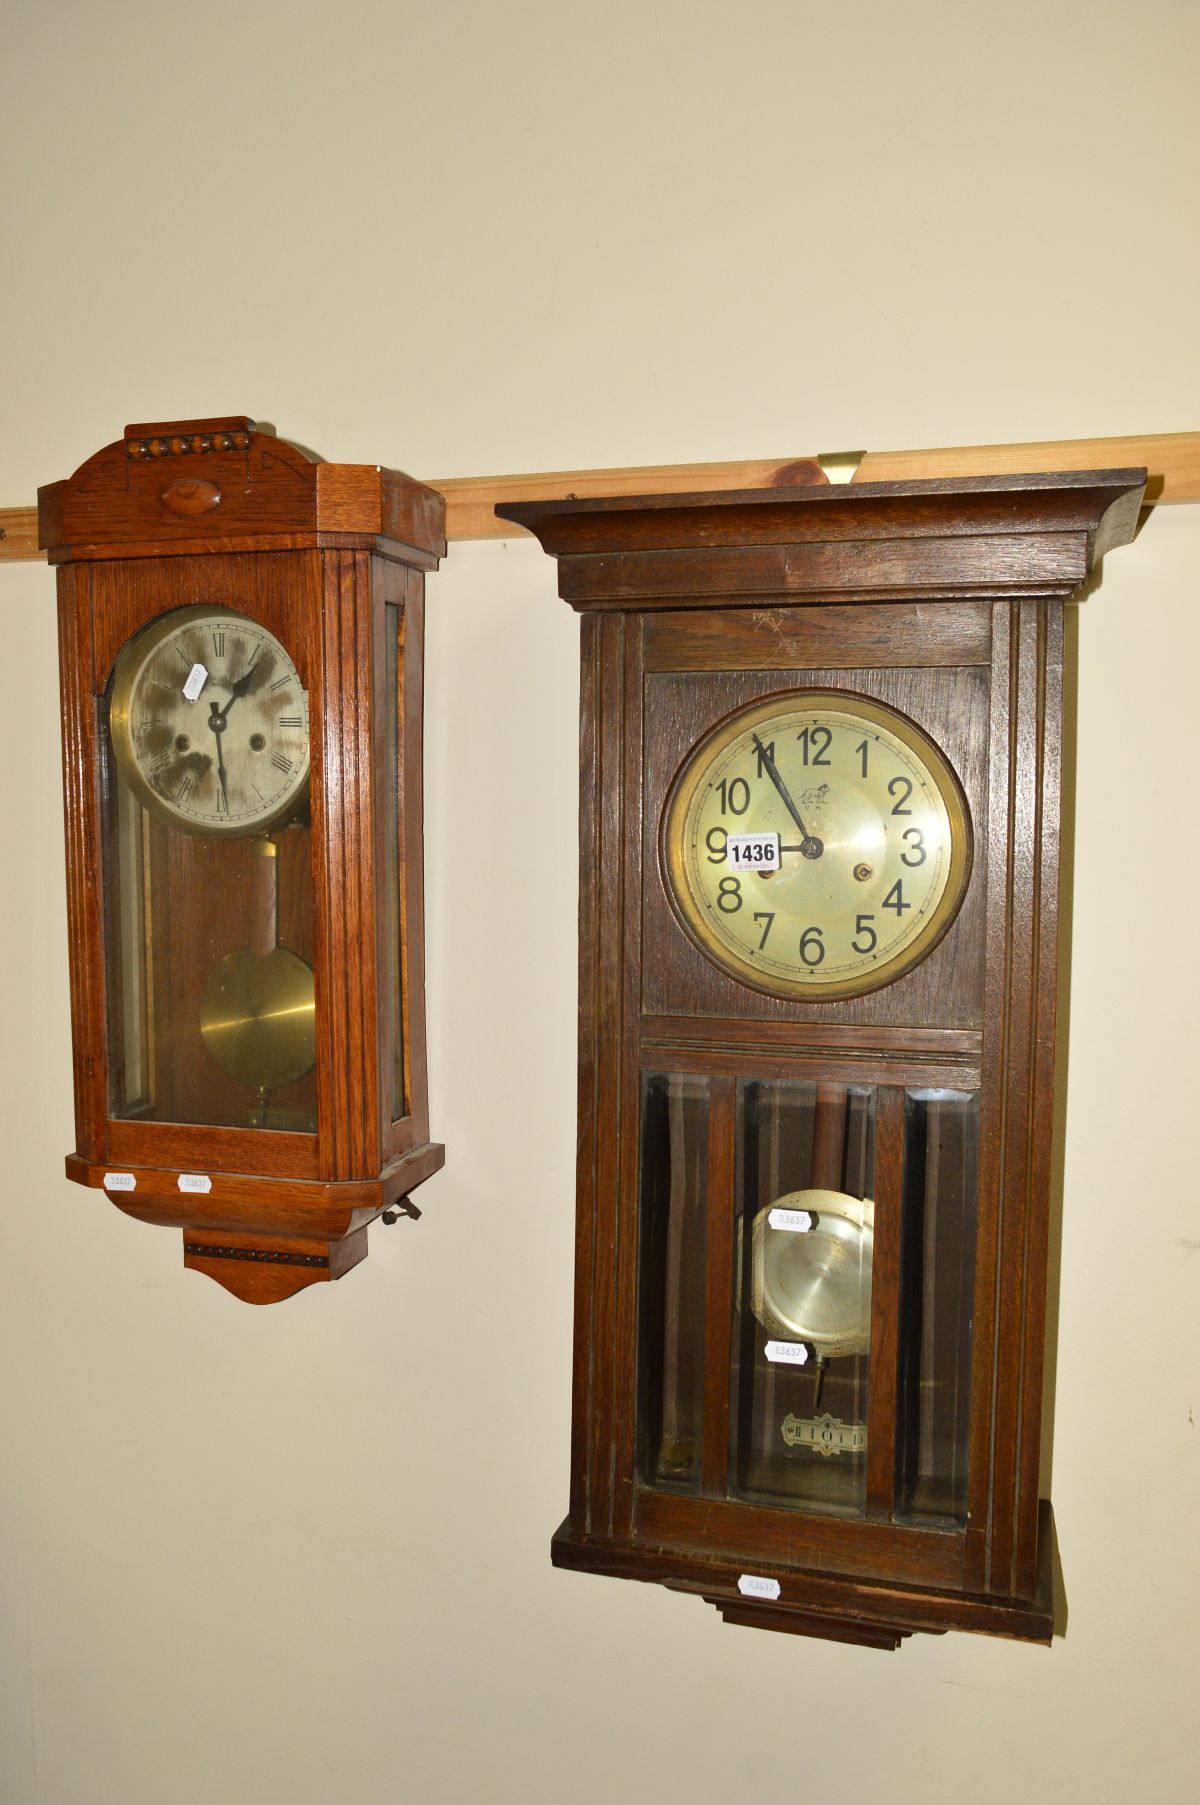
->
[499,468,1144,1646]
[40,417,445,1304]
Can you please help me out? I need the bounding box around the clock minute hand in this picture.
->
[750,733,823,860]
[209,700,230,812]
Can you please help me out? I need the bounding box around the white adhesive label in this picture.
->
[725,830,780,873]
[765,1340,809,1366]
[182,662,209,701]
[177,1173,212,1194]
[103,1172,136,1192]
[768,1207,813,1233]
[738,1574,781,1601]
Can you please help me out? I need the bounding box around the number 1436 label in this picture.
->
[725,831,780,872]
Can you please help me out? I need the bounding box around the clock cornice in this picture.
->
[499,468,1146,608]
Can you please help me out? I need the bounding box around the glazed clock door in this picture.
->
[637,1070,978,1530]
[94,555,322,1170]
[633,654,987,1587]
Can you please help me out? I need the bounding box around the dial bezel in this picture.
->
[108,604,310,838]
[660,688,973,1002]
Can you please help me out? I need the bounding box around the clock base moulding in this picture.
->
[552,1502,1056,1648]
[67,1140,445,1306]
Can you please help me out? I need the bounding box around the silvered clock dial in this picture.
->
[109,604,309,837]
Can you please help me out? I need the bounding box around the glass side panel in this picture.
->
[385,599,407,1122]
[101,607,317,1132]
[732,1079,875,1517]
[636,1074,709,1492]
[895,1089,978,1525]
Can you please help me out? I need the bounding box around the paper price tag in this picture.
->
[765,1340,809,1366]
[182,662,209,701]
[738,1574,781,1600]
[177,1173,212,1194]
[768,1207,813,1233]
[725,831,780,873]
[103,1172,136,1192]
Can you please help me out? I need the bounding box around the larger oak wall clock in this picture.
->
[499,469,1144,1647]
[40,417,445,1305]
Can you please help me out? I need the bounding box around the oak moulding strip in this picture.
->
[4,431,1195,561]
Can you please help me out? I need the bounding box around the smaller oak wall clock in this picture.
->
[500,467,1144,1647]
[39,417,445,1304]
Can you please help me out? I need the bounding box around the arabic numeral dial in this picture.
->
[665,692,972,1001]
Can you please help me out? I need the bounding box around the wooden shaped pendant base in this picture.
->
[66,1139,444,1304]
[703,1599,918,1651]
[182,1225,367,1304]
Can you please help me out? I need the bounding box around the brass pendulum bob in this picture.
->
[199,835,316,1121]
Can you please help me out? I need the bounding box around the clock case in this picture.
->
[500,469,1144,1648]
[40,417,445,1304]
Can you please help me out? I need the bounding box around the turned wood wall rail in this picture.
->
[3,430,1197,559]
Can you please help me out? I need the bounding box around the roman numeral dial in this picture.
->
[108,605,310,838]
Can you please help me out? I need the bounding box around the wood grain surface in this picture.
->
[4,429,1193,561]
[516,469,1142,1647]
[44,419,445,1302]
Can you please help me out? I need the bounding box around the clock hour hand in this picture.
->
[212,650,262,726]
[750,733,823,861]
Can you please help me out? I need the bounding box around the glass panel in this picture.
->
[732,1079,875,1517]
[107,768,150,1113]
[385,600,407,1121]
[102,607,317,1132]
[895,1089,978,1525]
[636,1074,709,1491]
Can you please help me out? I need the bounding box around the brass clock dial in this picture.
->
[109,605,310,837]
[662,691,971,1000]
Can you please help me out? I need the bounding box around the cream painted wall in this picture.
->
[1,3,1198,1801]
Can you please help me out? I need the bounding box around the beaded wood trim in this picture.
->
[183,1241,329,1269]
[126,430,252,460]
